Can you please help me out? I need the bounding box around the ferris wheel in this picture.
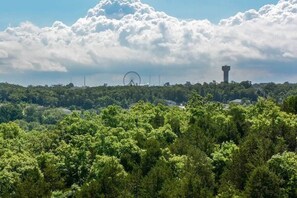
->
[123,71,141,86]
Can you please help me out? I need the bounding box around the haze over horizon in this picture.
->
[0,0,296,86]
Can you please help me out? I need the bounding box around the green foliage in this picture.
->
[282,95,297,114]
[0,151,48,197]
[228,104,247,137]
[0,81,278,110]
[0,122,23,139]
[59,112,100,138]
[245,166,282,198]
[209,114,239,143]
[164,106,188,135]
[268,152,297,197]
[221,134,273,191]
[101,105,122,128]
[55,139,92,186]
[212,141,239,181]
[0,88,296,197]
[37,152,65,191]
[0,103,23,123]
[78,155,129,197]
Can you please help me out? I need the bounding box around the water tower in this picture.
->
[222,65,231,83]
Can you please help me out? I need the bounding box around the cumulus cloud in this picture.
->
[0,0,297,84]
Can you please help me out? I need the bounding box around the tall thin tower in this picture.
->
[222,65,231,83]
[158,75,161,86]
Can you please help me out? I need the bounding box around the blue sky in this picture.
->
[0,0,278,30]
[0,0,296,86]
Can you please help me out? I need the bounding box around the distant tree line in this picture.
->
[1,81,297,110]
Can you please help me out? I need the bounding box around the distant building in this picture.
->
[164,100,177,106]
[60,108,72,115]
[229,99,242,105]
[222,65,231,83]
[229,99,251,105]
[179,104,186,109]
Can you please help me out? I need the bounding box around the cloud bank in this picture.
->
[0,0,297,85]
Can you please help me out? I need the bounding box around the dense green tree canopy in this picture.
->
[0,84,297,197]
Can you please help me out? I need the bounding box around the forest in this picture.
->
[1,81,297,110]
[0,82,297,197]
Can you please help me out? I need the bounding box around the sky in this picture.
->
[0,0,279,30]
[0,0,296,86]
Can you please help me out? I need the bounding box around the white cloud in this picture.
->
[0,50,8,59]
[0,0,297,84]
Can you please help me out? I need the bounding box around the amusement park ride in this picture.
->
[123,71,141,86]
